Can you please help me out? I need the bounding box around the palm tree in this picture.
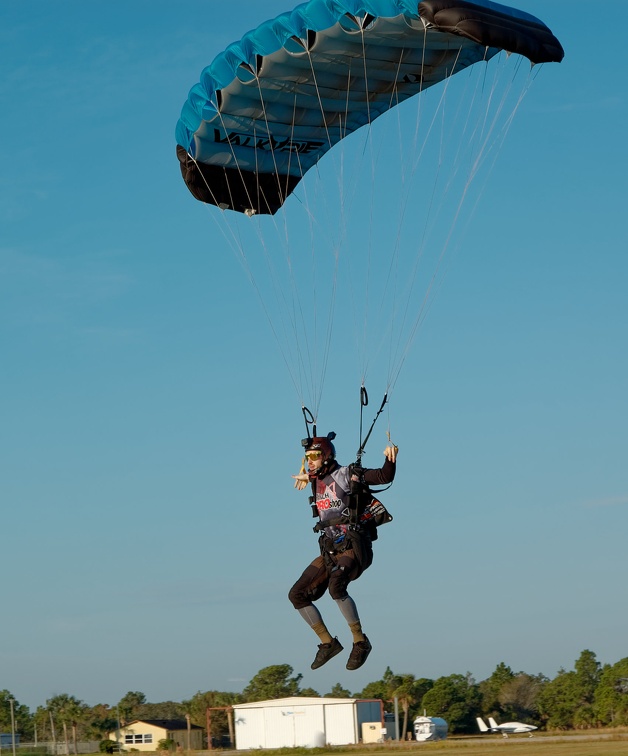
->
[393,674,418,739]
[46,695,87,756]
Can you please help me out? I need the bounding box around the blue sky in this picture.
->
[1,0,626,713]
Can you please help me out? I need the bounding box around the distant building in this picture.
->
[0,734,20,748]
[107,720,204,752]
[233,697,384,749]
[413,715,448,741]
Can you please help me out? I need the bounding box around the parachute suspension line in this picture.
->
[386,49,484,394]
[341,22,384,389]
[357,23,378,386]
[358,34,428,391]
[377,46,417,388]
[235,133,308,401]
[301,37,391,416]
[338,56,372,386]
[213,110,257,214]
[242,72,333,412]
[387,55,538,395]
[436,57,536,302]
[245,216,310,402]
[284,97,321,411]
[266,95,321,410]
[360,23,372,129]
[305,48,334,153]
[184,151,231,214]
[457,52,532,203]
[252,74,290,212]
[203,103,314,408]
[304,148,340,420]
[259,46,347,417]
[219,214,307,403]
[315,256,339,420]
[402,52,487,352]
[299,68,340,419]
[441,55,486,181]
[357,45,410,389]
[385,46,467,389]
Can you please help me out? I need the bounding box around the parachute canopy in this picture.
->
[176,0,563,216]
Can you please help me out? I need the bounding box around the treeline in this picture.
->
[2,649,628,743]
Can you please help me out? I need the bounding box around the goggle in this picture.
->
[305,450,323,460]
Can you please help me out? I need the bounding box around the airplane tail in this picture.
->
[476,717,489,733]
[488,717,500,730]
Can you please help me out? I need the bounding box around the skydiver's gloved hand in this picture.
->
[384,444,399,463]
[292,473,309,491]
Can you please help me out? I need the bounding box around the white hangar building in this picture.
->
[233,697,384,749]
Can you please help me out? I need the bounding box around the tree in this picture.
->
[392,674,419,739]
[83,704,118,741]
[116,692,146,727]
[537,651,602,730]
[47,694,88,755]
[410,678,434,716]
[183,690,241,747]
[355,667,401,703]
[299,688,320,697]
[325,684,351,698]
[33,705,53,742]
[136,702,185,720]
[498,673,546,723]
[537,668,580,729]
[242,665,303,702]
[0,691,32,740]
[478,663,515,718]
[182,690,241,730]
[573,649,601,726]
[594,657,628,726]
[420,673,480,734]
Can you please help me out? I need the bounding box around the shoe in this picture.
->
[346,636,372,670]
[311,637,343,670]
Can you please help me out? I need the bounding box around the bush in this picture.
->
[156,739,176,752]
[99,740,123,754]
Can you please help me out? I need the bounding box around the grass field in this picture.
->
[22,734,628,756]
[238,732,628,756]
[373,737,628,755]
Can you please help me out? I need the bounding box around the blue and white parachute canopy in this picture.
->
[176,0,563,216]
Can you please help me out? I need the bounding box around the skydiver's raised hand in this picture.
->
[292,473,309,490]
[384,444,398,463]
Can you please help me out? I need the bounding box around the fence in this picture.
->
[11,743,100,755]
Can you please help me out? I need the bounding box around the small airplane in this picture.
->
[476,716,537,738]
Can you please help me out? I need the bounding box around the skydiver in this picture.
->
[289,434,398,671]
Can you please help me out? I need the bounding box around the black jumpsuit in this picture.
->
[288,457,395,609]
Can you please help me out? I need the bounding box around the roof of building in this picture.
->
[234,697,368,709]
[124,719,204,731]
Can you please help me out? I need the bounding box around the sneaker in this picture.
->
[311,637,343,670]
[346,636,372,670]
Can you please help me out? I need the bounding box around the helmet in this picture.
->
[305,433,336,460]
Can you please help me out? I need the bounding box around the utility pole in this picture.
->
[9,698,17,756]
[116,707,122,752]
